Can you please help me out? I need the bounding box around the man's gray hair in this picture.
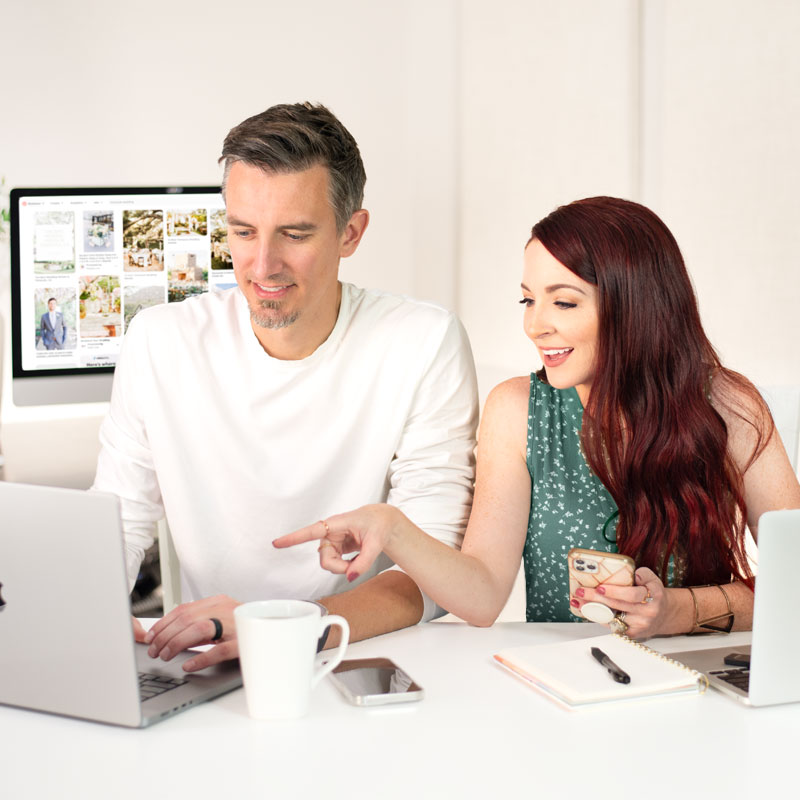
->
[219,102,366,233]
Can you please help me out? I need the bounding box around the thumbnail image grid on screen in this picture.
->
[11,188,234,383]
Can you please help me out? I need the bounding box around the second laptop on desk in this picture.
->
[670,507,800,707]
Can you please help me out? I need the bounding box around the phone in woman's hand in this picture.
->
[567,548,635,620]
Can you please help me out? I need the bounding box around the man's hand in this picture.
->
[143,595,241,672]
[132,616,148,643]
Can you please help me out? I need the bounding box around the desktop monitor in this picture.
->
[9,186,230,406]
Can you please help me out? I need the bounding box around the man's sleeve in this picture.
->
[91,317,165,592]
[386,312,479,622]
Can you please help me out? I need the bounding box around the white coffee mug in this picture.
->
[234,599,349,720]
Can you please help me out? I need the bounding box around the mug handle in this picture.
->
[311,614,349,687]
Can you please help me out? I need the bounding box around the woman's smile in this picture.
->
[540,347,574,367]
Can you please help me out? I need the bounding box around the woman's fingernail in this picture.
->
[596,586,606,595]
[144,631,153,643]
[570,599,580,608]
[576,588,585,597]
[347,572,359,583]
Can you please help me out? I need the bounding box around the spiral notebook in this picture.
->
[494,633,707,710]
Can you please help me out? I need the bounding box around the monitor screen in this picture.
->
[9,186,231,406]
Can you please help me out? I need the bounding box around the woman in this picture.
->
[274,197,800,638]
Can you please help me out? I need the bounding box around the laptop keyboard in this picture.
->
[138,672,189,702]
[710,668,750,693]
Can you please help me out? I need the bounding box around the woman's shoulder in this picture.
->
[485,376,531,412]
[709,369,769,426]
[710,369,800,519]
[483,373,577,420]
[709,368,773,468]
[480,376,530,434]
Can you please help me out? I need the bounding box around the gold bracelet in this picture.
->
[687,586,700,630]
[687,584,734,634]
[714,584,734,632]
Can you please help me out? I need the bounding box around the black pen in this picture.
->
[591,647,631,684]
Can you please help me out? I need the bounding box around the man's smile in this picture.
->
[252,282,293,300]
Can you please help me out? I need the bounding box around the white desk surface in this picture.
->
[1,622,794,799]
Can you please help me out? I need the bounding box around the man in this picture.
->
[93,103,478,671]
[40,297,67,350]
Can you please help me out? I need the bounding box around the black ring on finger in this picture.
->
[210,617,223,642]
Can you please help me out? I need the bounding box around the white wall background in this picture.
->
[2,0,799,490]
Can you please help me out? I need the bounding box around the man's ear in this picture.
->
[339,209,370,258]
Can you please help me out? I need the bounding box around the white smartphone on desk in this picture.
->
[329,658,424,706]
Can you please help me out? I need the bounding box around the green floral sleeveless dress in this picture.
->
[523,375,619,622]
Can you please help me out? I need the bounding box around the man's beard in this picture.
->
[249,299,300,330]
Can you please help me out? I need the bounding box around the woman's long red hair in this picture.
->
[532,197,768,587]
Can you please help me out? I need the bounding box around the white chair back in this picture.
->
[157,518,182,613]
[759,385,800,474]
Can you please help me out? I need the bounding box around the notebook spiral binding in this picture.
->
[613,633,710,693]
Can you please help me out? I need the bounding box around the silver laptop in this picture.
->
[0,481,241,727]
[670,508,800,706]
